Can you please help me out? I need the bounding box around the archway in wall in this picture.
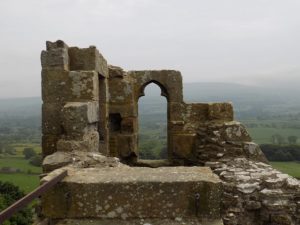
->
[138,83,167,160]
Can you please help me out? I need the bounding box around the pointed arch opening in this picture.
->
[138,82,168,160]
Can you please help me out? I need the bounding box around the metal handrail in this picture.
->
[0,170,67,224]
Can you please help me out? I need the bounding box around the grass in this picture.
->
[270,161,300,179]
[0,156,42,174]
[0,173,40,193]
[247,127,300,144]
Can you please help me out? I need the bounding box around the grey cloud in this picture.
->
[0,0,299,98]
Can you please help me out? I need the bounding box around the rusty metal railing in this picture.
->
[0,170,67,224]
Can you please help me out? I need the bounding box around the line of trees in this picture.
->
[22,148,42,167]
[261,144,300,161]
[271,134,298,145]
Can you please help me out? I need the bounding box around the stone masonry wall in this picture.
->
[41,40,300,224]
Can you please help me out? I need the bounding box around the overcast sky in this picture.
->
[0,0,300,98]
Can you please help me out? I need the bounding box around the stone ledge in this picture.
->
[41,167,222,220]
[51,218,224,225]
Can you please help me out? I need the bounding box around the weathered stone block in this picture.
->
[62,102,99,137]
[243,142,268,163]
[108,77,134,104]
[67,71,99,101]
[43,151,73,172]
[68,47,108,77]
[208,103,233,121]
[46,40,68,51]
[41,167,222,220]
[57,131,99,152]
[42,69,69,103]
[42,103,63,135]
[172,133,196,159]
[41,48,69,70]
[116,134,137,158]
[121,117,137,133]
[184,103,209,122]
[108,65,125,78]
[221,121,252,142]
[109,103,137,117]
[42,135,59,157]
[169,102,186,121]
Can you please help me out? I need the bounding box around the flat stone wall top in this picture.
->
[43,166,220,184]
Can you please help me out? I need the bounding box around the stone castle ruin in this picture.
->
[40,40,300,225]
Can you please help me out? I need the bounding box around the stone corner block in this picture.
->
[46,40,69,51]
[41,47,69,70]
[68,47,108,77]
[62,102,99,136]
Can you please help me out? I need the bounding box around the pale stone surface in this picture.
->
[43,151,73,172]
[57,131,99,152]
[42,167,221,220]
[67,71,99,101]
[42,151,124,172]
[62,102,98,138]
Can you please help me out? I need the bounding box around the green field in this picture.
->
[247,127,300,145]
[270,161,300,179]
[0,157,41,174]
[0,173,40,193]
[0,143,42,193]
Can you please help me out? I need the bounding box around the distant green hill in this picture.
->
[1,82,300,120]
[139,82,300,119]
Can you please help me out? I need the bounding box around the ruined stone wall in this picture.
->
[106,67,267,166]
[41,40,267,166]
[41,40,300,225]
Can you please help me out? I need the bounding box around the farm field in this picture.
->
[270,161,300,179]
[247,127,300,145]
[0,143,42,193]
[0,173,40,193]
